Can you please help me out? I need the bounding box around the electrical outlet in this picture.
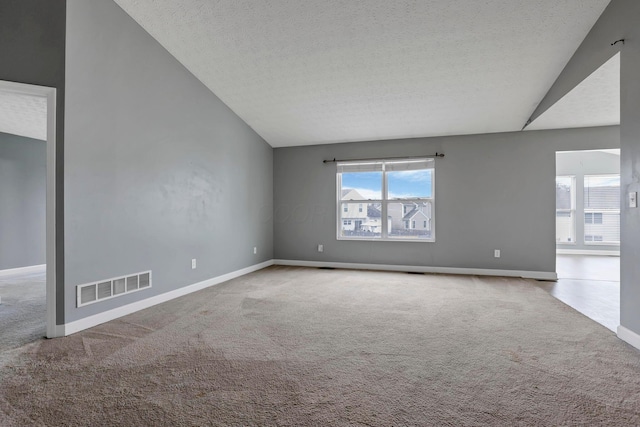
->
[191,259,197,269]
[494,250,501,258]
[318,244,324,253]
[630,192,637,208]
[253,247,257,254]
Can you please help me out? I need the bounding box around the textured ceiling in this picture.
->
[527,53,619,131]
[0,91,47,141]
[114,0,611,147]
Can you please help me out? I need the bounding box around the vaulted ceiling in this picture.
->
[0,1,616,145]
[113,0,613,147]
[527,53,619,131]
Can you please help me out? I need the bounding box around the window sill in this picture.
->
[337,237,435,243]
[584,242,620,246]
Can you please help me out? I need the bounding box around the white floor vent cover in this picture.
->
[77,271,152,307]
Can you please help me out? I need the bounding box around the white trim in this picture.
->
[45,86,58,338]
[556,249,620,256]
[59,260,274,336]
[0,264,46,278]
[617,325,640,351]
[273,259,557,281]
[0,80,58,339]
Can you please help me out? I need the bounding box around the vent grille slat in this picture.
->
[113,278,126,295]
[80,285,97,305]
[77,271,152,307]
[126,275,139,292]
[97,281,112,299]
[139,273,151,288]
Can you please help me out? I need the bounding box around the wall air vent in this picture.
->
[77,271,152,307]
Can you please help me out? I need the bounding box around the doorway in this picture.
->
[0,80,57,341]
[548,149,621,331]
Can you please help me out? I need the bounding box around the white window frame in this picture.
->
[336,158,435,242]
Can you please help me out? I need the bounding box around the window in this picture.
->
[337,158,435,241]
[584,175,620,245]
[555,176,576,244]
[584,212,603,224]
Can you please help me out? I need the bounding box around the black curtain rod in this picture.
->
[323,153,444,164]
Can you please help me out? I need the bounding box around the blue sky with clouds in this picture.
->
[342,171,432,199]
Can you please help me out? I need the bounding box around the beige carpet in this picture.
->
[0,270,46,354]
[1,266,639,426]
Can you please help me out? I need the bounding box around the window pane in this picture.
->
[584,211,619,244]
[584,175,620,209]
[584,175,620,244]
[387,169,433,199]
[556,176,575,244]
[388,201,433,239]
[556,210,575,243]
[341,172,382,200]
[339,203,382,238]
[556,176,573,210]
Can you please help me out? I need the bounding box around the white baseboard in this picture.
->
[556,249,620,256]
[273,259,557,281]
[59,260,274,336]
[0,264,46,277]
[618,325,640,351]
[49,324,66,339]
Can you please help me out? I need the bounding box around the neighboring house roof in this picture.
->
[367,205,382,218]
[342,188,364,200]
[404,208,429,221]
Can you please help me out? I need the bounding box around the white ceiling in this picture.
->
[115,1,610,147]
[0,91,47,141]
[527,53,619,131]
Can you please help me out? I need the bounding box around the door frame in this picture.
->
[0,80,59,338]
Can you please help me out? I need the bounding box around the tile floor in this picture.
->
[534,254,619,332]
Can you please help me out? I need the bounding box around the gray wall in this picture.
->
[536,0,640,337]
[274,126,619,274]
[556,150,621,252]
[0,132,46,270]
[620,4,640,335]
[0,0,66,324]
[64,0,273,323]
